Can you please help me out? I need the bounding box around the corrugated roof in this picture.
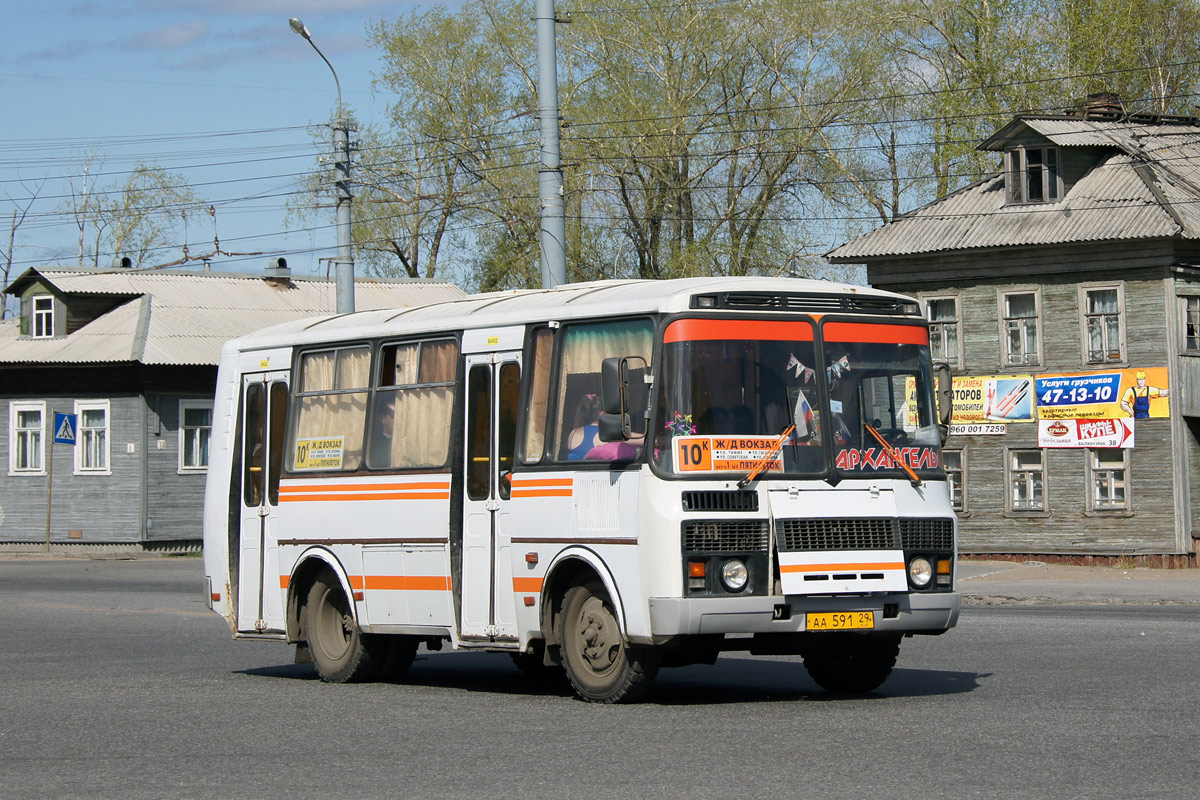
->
[829,117,1200,262]
[0,269,465,366]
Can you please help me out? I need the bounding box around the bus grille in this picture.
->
[703,292,917,316]
[777,518,896,551]
[682,490,759,512]
[899,518,955,550]
[683,520,770,553]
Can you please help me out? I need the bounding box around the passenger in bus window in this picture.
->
[566,393,602,460]
[369,394,397,468]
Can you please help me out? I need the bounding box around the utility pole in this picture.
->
[290,17,356,313]
[536,0,568,289]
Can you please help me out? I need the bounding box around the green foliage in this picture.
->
[307,0,1200,290]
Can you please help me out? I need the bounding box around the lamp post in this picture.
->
[289,17,355,314]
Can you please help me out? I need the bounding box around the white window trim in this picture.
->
[9,400,47,476]
[1005,447,1049,516]
[74,399,111,476]
[1086,447,1131,514]
[178,399,213,473]
[31,294,55,339]
[920,292,964,369]
[1078,282,1127,367]
[943,447,967,514]
[1179,292,1200,355]
[997,287,1044,368]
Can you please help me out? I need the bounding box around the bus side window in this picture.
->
[291,345,371,472]
[243,383,265,507]
[521,326,554,464]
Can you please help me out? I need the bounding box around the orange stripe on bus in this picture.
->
[280,481,450,493]
[279,492,451,502]
[512,577,544,592]
[822,321,929,345]
[509,478,573,487]
[780,562,904,573]
[511,489,573,498]
[279,575,290,589]
[362,575,452,591]
[664,318,814,343]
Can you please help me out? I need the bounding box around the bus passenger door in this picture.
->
[461,353,521,640]
[236,372,289,634]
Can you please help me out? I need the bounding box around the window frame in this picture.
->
[1005,447,1048,516]
[998,287,1043,368]
[9,400,47,476]
[178,399,214,473]
[1005,145,1062,204]
[74,399,111,475]
[1078,282,1126,366]
[942,447,966,514]
[288,343,373,474]
[366,336,459,471]
[31,294,55,339]
[1086,447,1131,514]
[1180,293,1200,354]
[922,293,963,369]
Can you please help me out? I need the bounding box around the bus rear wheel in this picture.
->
[558,581,659,703]
[306,570,383,683]
[801,634,901,694]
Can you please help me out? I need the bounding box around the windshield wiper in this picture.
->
[737,424,795,489]
[864,423,922,488]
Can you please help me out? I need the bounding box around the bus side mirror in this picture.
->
[934,362,953,445]
[599,356,631,441]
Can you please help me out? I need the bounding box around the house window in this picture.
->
[1007,449,1045,512]
[32,295,54,338]
[1002,290,1040,366]
[942,448,965,512]
[926,296,961,368]
[179,400,213,471]
[9,401,46,474]
[1007,146,1061,203]
[1183,296,1200,352]
[1082,286,1124,364]
[1088,448,1129,511]
[75,400,110,474]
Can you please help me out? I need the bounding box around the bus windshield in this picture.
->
[653,317,941,479]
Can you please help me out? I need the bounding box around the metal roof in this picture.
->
[0,268,465,366]
[829,117,1200,262]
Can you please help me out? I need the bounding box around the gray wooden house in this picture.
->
[828,96,1200,565]
[1,264,463,553]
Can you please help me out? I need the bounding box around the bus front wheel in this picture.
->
[558,581,659,703]
[801,634,901,694]
[306,570,388,683]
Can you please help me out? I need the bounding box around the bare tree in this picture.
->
[1,179,44,320]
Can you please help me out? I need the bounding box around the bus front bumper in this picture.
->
[644,591,960,640]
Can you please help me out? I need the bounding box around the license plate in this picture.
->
[806,611,875,631]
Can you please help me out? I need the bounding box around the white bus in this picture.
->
[203,277,958,703]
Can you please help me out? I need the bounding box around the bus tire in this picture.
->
[801,634,900,694]
[306,570,380,683]
[558,581,659,703]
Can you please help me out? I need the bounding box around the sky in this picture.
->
[0,0,435,289]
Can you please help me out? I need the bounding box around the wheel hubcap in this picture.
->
[577,596,618,674]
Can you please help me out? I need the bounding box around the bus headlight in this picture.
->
[721,559,749,592]
[908,556,933,588]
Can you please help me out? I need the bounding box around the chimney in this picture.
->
[264,256,292,286]
[112,256,132,269]
[1077,92,1125,120]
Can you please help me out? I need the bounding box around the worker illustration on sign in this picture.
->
[1120,370,1168,419]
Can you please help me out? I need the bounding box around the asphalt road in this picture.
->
[2,558,1197,799]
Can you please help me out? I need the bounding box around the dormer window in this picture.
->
[32,295,54,338]
[1006,146,1061,204]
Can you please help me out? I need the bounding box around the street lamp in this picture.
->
[289,17,355,314]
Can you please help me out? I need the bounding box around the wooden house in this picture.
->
[828,96,1200,565]
[1,264,463,553]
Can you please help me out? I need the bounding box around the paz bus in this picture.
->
[202,277,959,703]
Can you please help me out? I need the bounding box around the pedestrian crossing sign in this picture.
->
[53,413,77,445]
